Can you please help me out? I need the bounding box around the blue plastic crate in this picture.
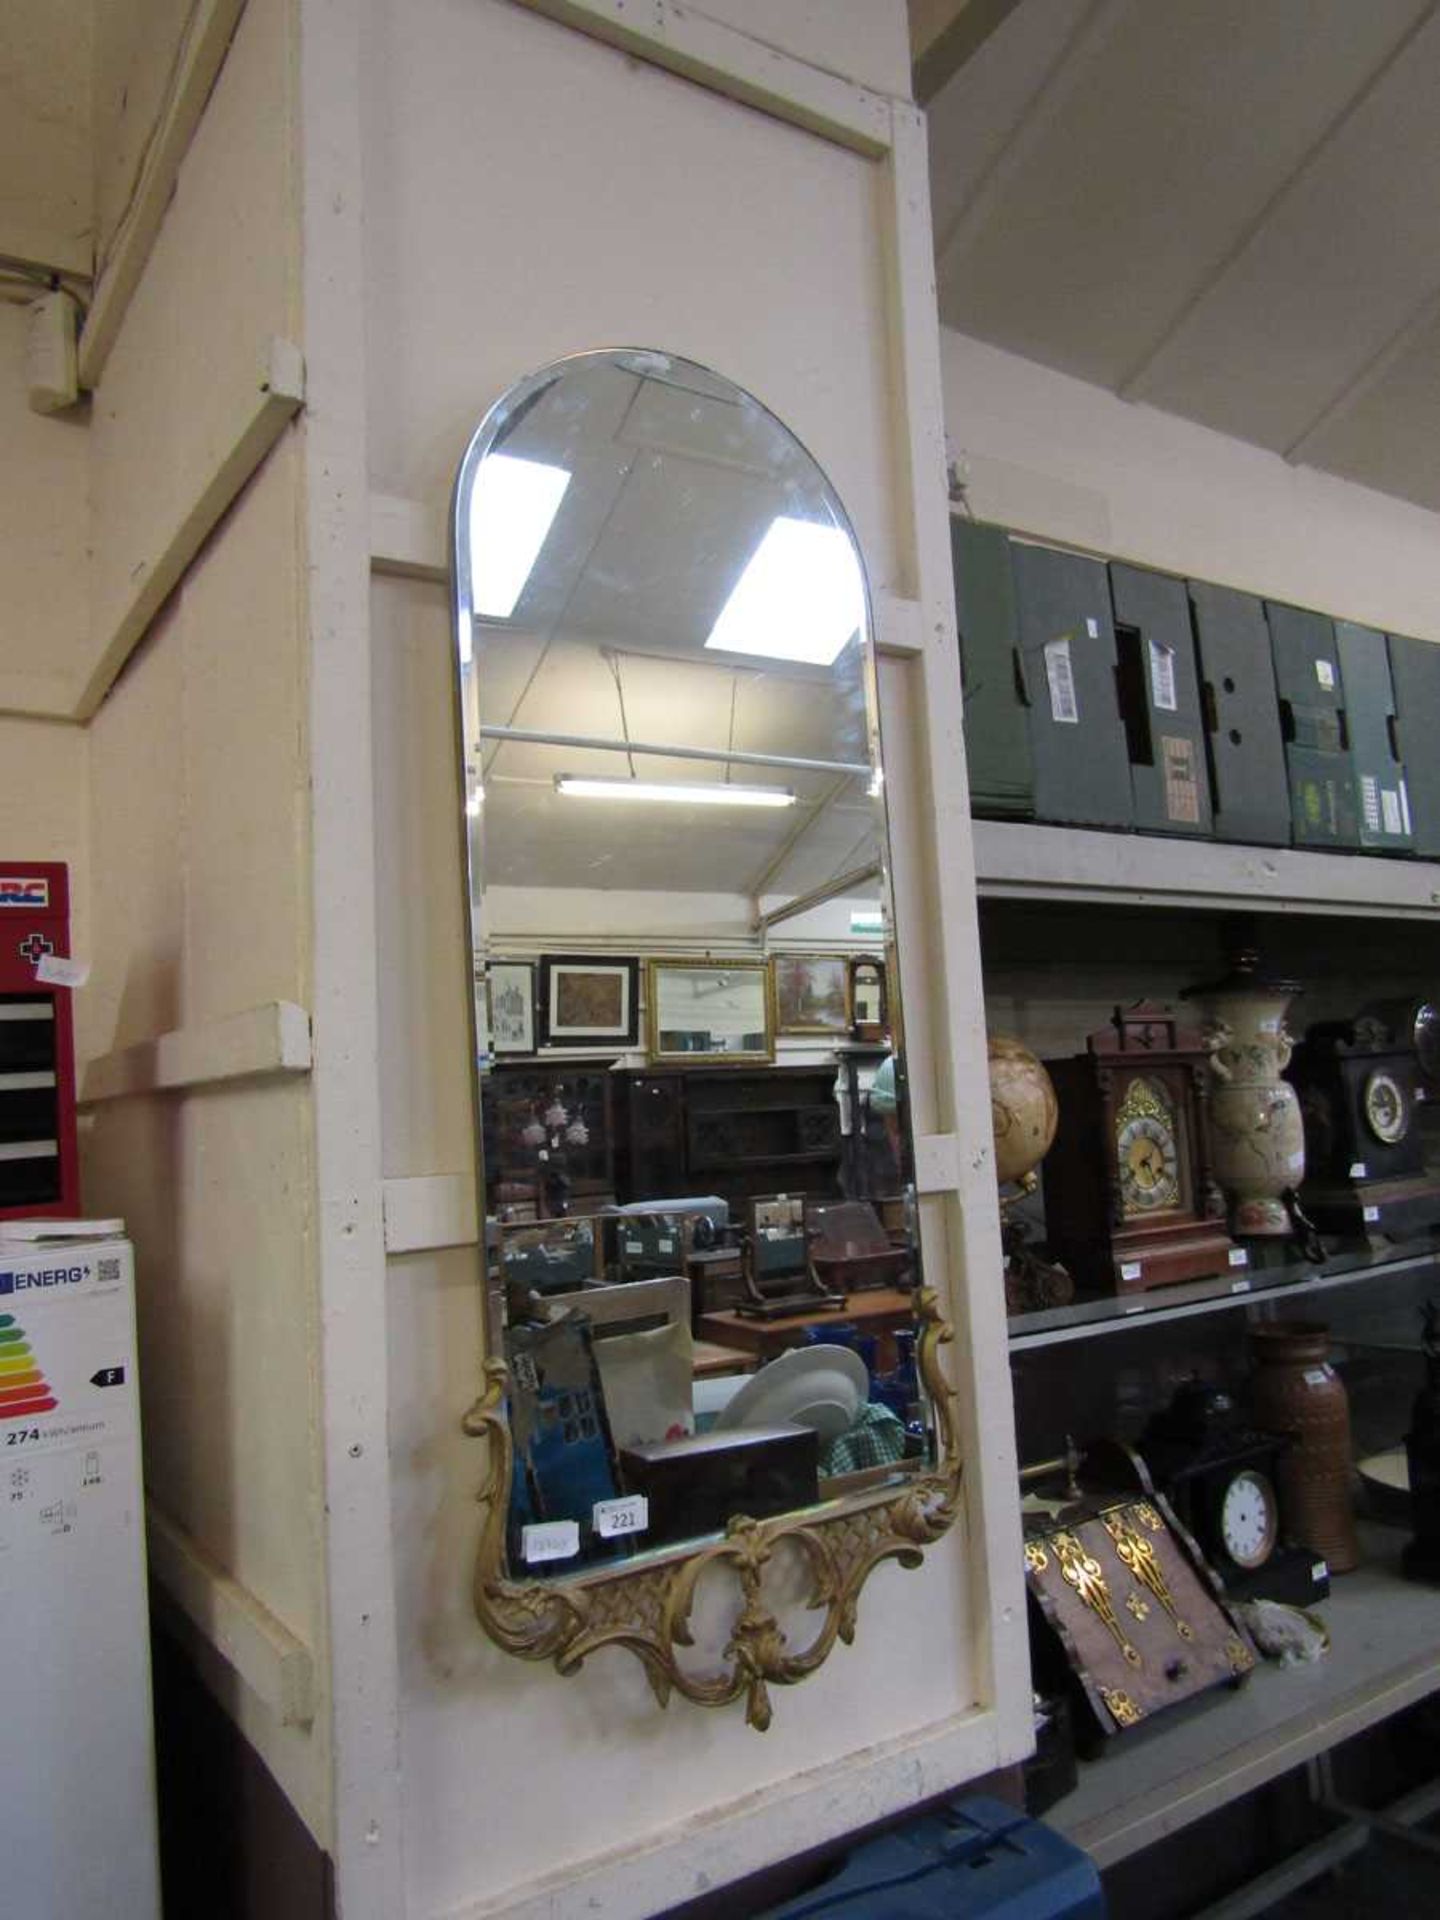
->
[759,1795,1105,1919]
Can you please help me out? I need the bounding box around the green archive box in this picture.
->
[1010,539,1133,831]
[1332,619,1412,854]
[1388,633,1440,858]
[950,516,1034,818]
[1266,601,1360,849]
[1109,562,1211,837]
[1188,581,1290,847]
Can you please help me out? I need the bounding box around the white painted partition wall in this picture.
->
[12,1,1030,1915]
[345,3,1029,1916]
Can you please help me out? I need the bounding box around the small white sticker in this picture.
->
[1228,1248,1249,1268]
[1316,658,1336,691]
[1149,639,1178,712]
[1382,788,1403,836]
[624,1240,642,1255]
[1363,1203,1381,1223]
[521,1519,580,1565]
[1349,1162,1368,1180]
[1303,1367,1331,1387]
[1230,1278,1251,1294]
[658,1237,675,1255]
[1361,775,1381,832]
[1120,1260,1143,1282]
[1044,638,1080,724]
[1312,1560,1328,1583]
[1085,616,1100,639]
[593,1494,649,1540]
[34,953,90,988]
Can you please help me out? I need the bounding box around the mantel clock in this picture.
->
[1288,1006,1440,1236]
[1044,1004,1239,1295]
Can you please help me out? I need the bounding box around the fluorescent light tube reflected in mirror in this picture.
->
[468,453,571,619]
[705,516,864,667]
[555,775,795,808]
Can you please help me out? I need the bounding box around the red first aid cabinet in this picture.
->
[0,862,80,1217]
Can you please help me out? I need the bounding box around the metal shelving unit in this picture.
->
[973,820,1440,921]
[1009,1238,1440,1352]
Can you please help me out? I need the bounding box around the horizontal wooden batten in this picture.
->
[383,1173,478,1254]
[516,0,894,156]
[79,0,250,390]
[79,1001,312,1105]
[79,336,305,721]
[370,491,446,583]
[146,1500,316,1728]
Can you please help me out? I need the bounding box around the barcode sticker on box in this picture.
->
[1086,617,1100,638]
[1382,788,1404,835]
[1363,1203,1381,1223]
[1349,1161,1367,1180]
[1303,1367,1331,1387]
[1361,774,1381,832]
[594,1494,648,1540]
[1044,638,1079,724]
[1120,1260,1143,1282]
[1149,639,1178,712]
[1229,1248,1249,1268]
[1230,1277,1251,1293]
[1313,1561,1328,1582]
[522,1520,580,1565]
[1316,658,1336,690]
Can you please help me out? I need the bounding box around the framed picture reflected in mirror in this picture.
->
[488,960,536,1055]
[540,955,639,1047]
[647,959,772,1063]
[770,952,850,1036]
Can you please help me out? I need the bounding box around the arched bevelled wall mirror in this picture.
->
[452,349,962,1728]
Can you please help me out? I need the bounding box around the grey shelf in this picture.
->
[973,820,1440,921]
[1009,1239,1440,1352]
[1047,1523,1440,1869]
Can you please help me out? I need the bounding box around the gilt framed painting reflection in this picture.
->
[540,955,639,1047]
[771,952,850,1036]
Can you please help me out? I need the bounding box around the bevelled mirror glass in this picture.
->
[451,350,941,1614]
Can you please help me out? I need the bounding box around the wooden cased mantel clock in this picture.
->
[1044,1004,1240,1295]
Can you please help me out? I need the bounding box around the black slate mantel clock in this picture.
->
[1287,1007,1440,1236]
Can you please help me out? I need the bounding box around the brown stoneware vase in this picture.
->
[1248,1320,1358,1573]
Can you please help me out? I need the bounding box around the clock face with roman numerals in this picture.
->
[1115,1075,1181,1216]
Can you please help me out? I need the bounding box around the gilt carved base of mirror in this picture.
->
[449,348,964,1725]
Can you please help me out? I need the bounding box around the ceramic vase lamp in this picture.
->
[1184,950,1305,1237]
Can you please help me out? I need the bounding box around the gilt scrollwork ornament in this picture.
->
[1104,1507,1195,1641]
[1052,1530,1142,1667]
[1024,1540,1049,1575]
[1225,1637,1256,1677]
[461,1288,964,1728]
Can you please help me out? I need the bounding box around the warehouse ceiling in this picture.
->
[918,0,1440,513]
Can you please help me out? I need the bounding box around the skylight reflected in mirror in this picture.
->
[705,515,865,667]
[468,452,571,623]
